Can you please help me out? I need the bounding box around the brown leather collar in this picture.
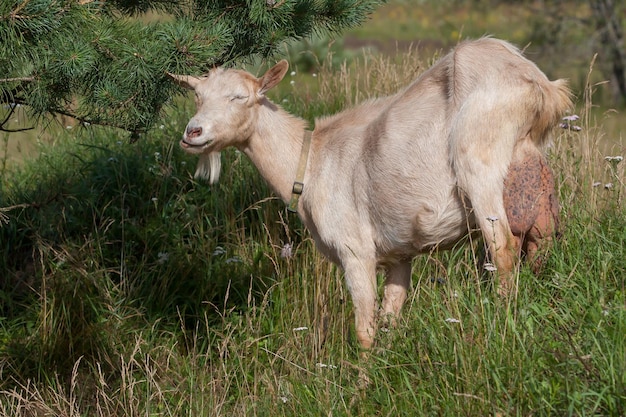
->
[287,130,312,213]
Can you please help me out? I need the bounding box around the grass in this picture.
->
[1,42,626,416]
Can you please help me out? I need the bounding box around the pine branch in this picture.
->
[2,0,31,20]
[0,102,34,133]
[1,0,386,136]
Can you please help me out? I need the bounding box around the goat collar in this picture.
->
[287,130,312,213]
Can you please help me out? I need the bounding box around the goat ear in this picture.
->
[258,60,289,96]
[167,72,202,90]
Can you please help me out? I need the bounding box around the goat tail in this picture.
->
[529,77,573,150]
[194,152,222,184]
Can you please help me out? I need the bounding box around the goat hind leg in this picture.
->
[455,166,519,294]
[459,177,519,295]
[381,260,411,327]
[449,90,527,295]
[487,222,519,297]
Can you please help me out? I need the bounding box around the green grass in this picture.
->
[1,41,625,416]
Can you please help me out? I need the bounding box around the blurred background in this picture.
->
[3,0,625,165]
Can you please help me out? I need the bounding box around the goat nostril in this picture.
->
[186,126,202,139]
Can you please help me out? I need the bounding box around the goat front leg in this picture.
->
[342,254,379,350]
[381,260,411,327]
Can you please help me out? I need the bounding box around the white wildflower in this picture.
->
[212,246,226,256]
[483,263,497,272]
[157,252,170,264]
[280,242,293,259]
[225,257,241,264]
[445,318,461,323]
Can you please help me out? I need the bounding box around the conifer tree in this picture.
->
[0,0,384,137]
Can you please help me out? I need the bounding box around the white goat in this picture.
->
[168,38,571,349]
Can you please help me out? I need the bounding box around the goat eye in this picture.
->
[230,94,248,101]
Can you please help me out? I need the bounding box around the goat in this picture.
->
[168,38,571,349]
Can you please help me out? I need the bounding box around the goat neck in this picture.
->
[240,97,310,206]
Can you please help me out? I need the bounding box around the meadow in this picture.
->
[1,2,626,415]
[1,42,625,415]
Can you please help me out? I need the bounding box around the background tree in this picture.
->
[589,0,626,105]
[461,0,626,106]
[523,0,625,105]
[0,0,384,137]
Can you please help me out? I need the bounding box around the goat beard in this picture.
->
[194,152,221,184]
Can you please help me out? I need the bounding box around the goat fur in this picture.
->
[168,38,572,349]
